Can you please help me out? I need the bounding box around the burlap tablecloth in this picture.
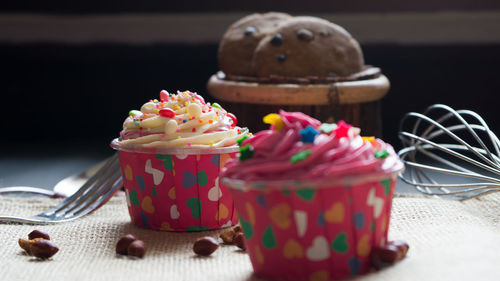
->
[1,193,499,281]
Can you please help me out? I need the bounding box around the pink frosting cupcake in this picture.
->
[221,111,403,280]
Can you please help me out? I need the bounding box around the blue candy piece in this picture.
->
[299,125,319,143]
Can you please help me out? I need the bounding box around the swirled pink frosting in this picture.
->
[221,111,402,182]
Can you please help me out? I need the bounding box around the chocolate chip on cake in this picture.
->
[253,16,364,78]
[217,12,292,76]
[244,26,257,36]
[297,28,314,41]
[277,54,286,63]
[270,33,283,46]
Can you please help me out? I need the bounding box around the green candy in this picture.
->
[211,102,222,109]
[129,110,143,117]
[239,144,254,161]
[236,135,249,147]
[290,149,312,164]
[262,225,277,249]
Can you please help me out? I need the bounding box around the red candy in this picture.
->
[160,90,169,102]
[227,113,237,128]
[159,108,175,118]
[334,120,352,139]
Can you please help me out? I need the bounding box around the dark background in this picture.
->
[1,2,499,156]
[2,0,500,13]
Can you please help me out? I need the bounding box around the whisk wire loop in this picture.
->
[398,104,500,200]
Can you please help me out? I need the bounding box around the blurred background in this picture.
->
[1,1,499,188]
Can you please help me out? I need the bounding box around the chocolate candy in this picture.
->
[270,33,283,46]
[297,28,314,41]
[244,26,257,36]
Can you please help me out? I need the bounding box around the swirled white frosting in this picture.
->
[117,90,249,148]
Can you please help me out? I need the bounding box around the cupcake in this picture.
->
[111,90,249,231]
[221,111,403,280]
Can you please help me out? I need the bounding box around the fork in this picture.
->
[0,153,123,224]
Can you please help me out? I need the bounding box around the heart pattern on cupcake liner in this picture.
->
[229,175,397,281]
[118,150,238,231]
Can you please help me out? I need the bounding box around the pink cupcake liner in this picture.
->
[116,148,238,231]
[225,173,399,281]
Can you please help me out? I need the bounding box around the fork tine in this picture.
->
[0,153,123,224]
[62,168,121,218]
[42,154,120,217]
[66,174,123,220]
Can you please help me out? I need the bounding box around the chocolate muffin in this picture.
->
[218,14,365,80]
[218,12,292,77]
[252,16,364,78]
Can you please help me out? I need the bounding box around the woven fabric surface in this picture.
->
[1,193,499,281]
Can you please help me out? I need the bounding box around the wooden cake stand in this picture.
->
[207,68,390,136]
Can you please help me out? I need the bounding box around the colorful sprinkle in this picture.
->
[334,120,352,139]
[236,135,249,146]
[290,150,312,164]
[299,126,319,143]
[362,136,375,143]
[129,110,143,117]
[318,123,336,134]
[239,144,254,161]
[160,90,169,102]
[187,103,202,118]
[159,108,175,118]
[227,112,237,128]
[374,149,389,159]
[263,113,284,131]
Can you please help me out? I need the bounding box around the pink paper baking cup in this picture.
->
[111,140,238,231]
[223,169,402,281]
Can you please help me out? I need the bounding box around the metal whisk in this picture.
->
[397,104,500,200]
